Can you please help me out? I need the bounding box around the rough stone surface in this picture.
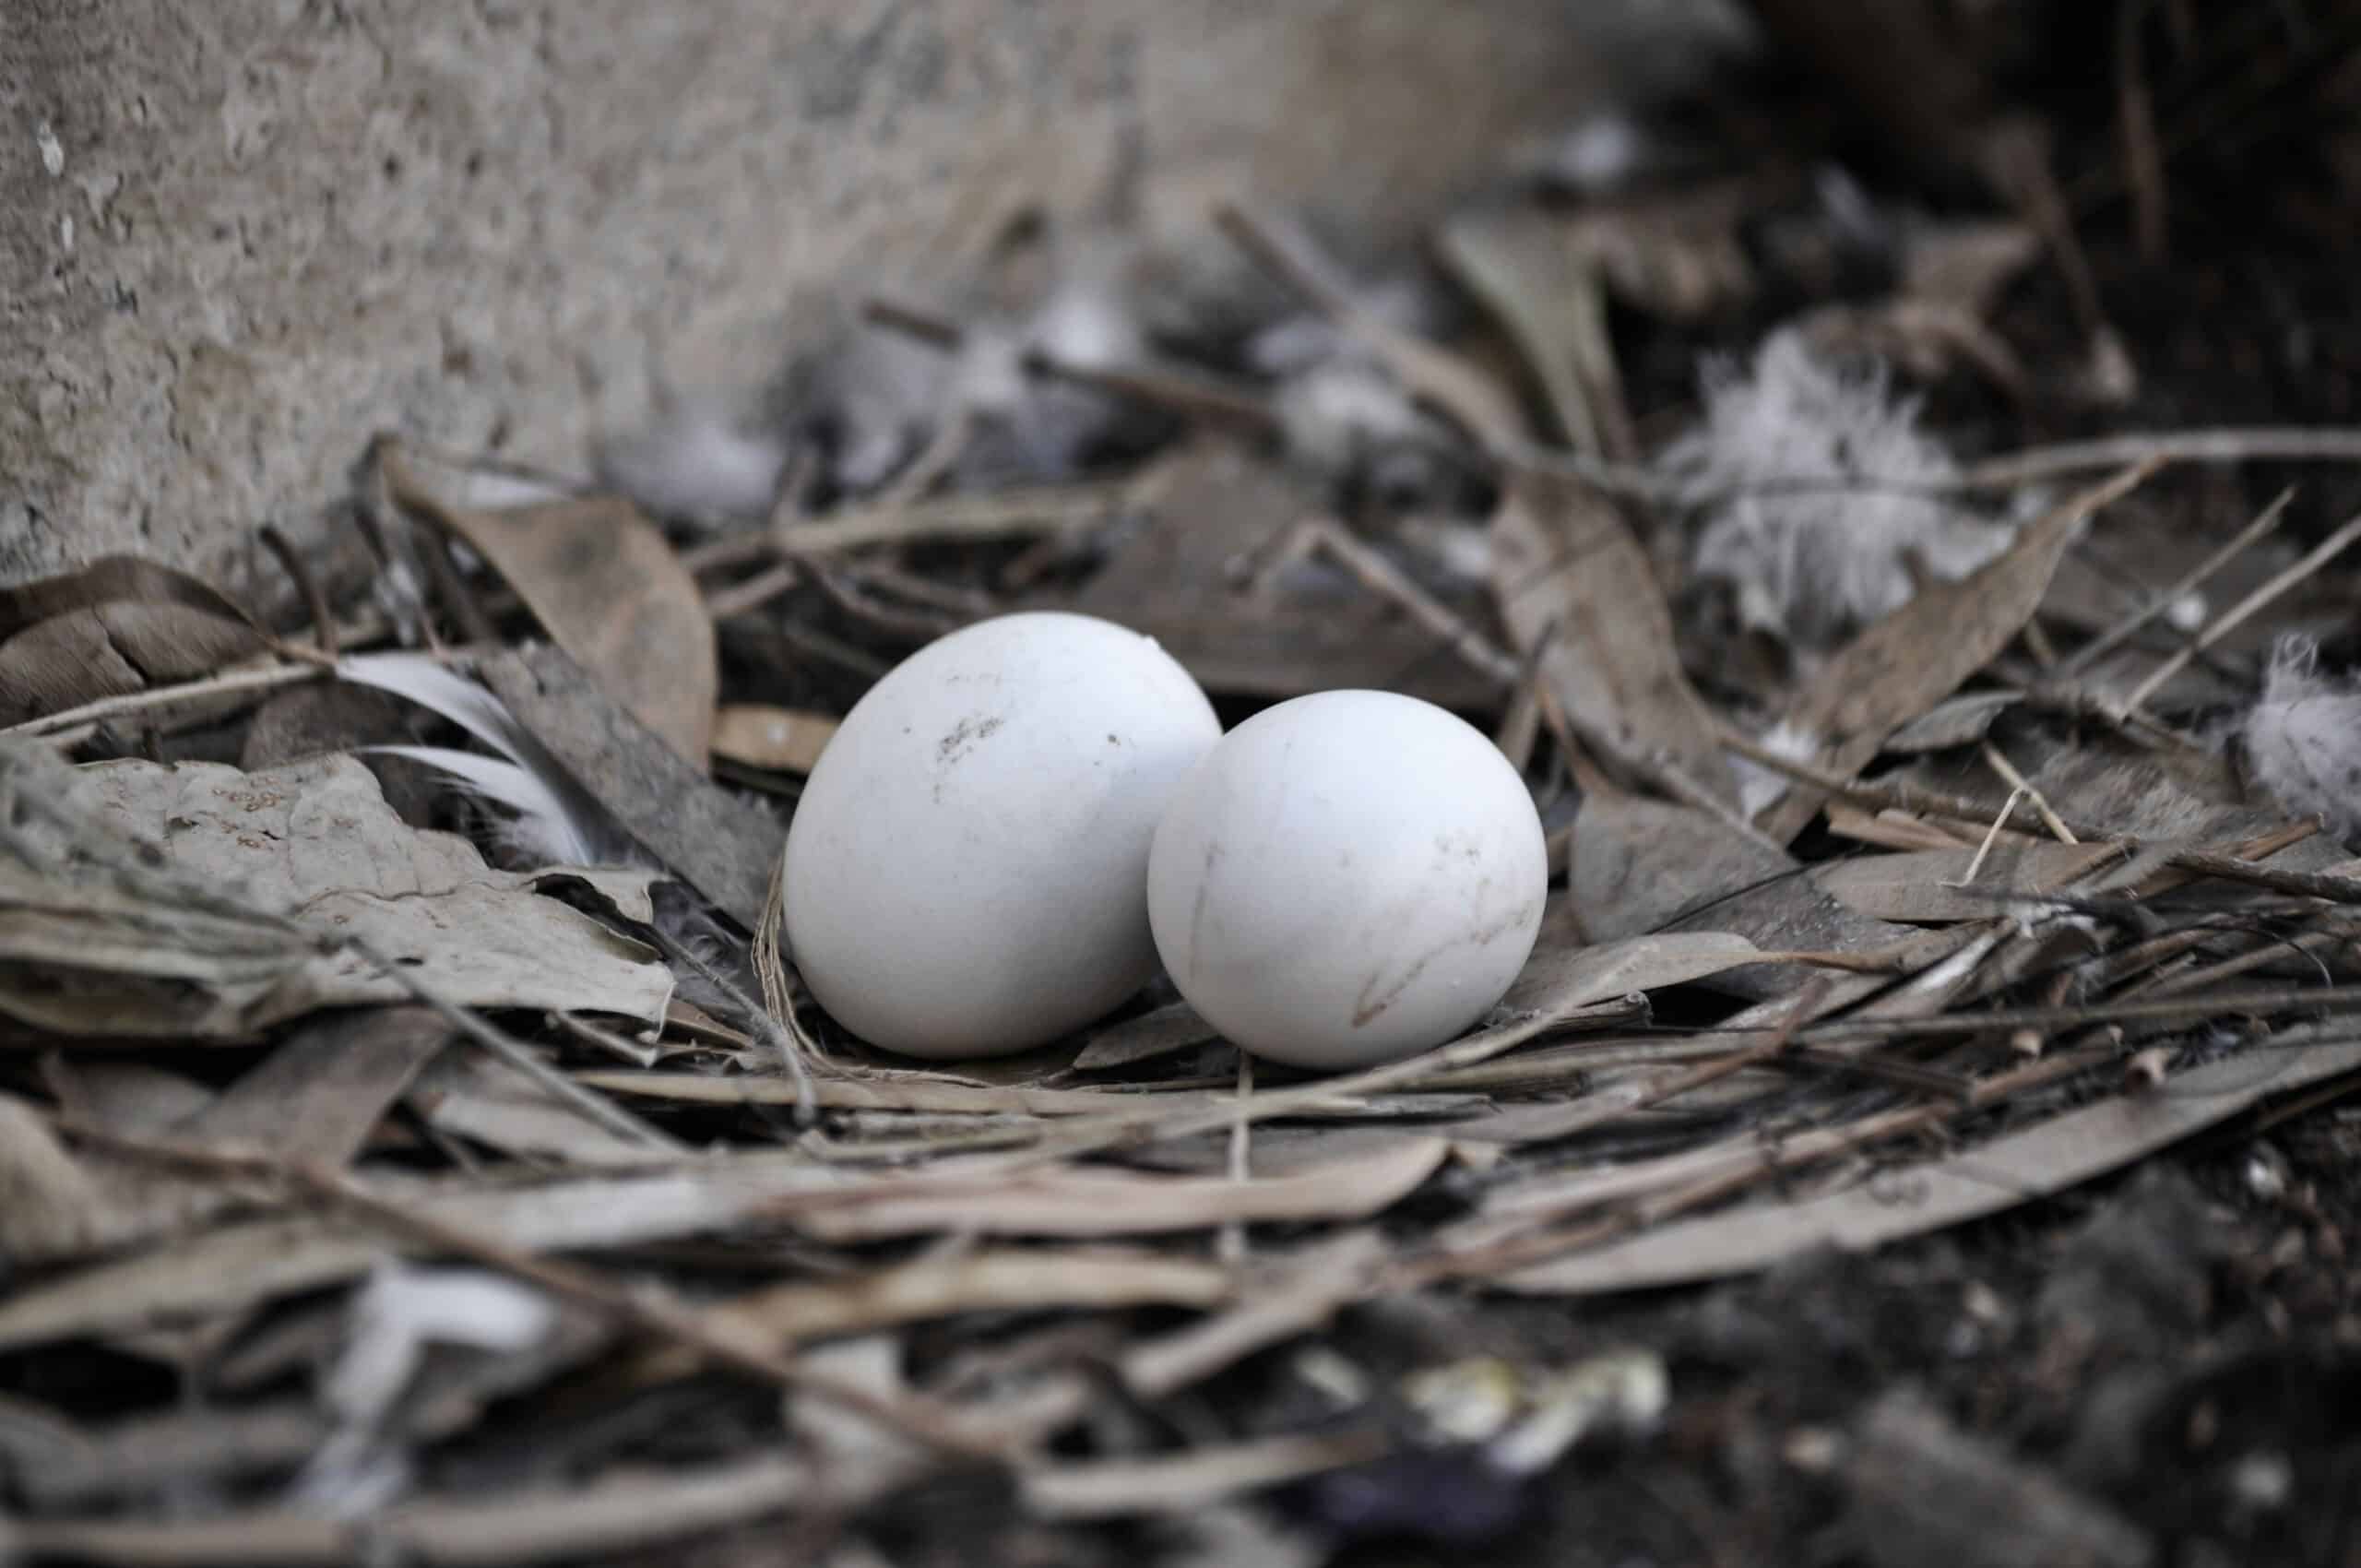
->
[3,0,1737,604]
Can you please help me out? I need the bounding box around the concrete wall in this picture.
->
[3,0,1736,606]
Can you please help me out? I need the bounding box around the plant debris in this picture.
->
[8,14,2361,1564]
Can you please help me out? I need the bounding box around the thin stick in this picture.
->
[2118,506,2361,714]
[2,659,335,738]
[1962,429,2361,491]
[1944,786,2027,889]
[1299,517,1520,684]
[1219,1054,1254,1266]
[1721,731,2361,905]
[259,526,338,660]
[49,1117,1002,1464]
[706,562,803,622]
[2058,488,2292,676]
[349,936,688,1153]
[774,484,1135,556]
[1981,742,2078,844]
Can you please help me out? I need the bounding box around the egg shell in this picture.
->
[783,612,1219,1059]
[1147,689,1547,1070]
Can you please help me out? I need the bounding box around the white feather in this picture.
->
[596,394,789,522]
[338,653,620,868]
[2241,637,2361,843]
[1665,331,2012,651]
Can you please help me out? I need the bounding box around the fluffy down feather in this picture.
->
[2240,637,2361,844]
[1664,331,2015,651]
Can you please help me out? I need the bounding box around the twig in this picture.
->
[1720,731,2361,904]
[2057,488,2292,676]
[1981,742,2077,843]
[349,936,688,1154]
[1219,1054,1253,1266]
[2117,0,2169,263]
[1944,786,2029,890]
[1297,517,1520,684]
[706,562,803,622]
[48,1117,1002,1464]
[775,483,1138,556]
[2118,505,2361,714]
[0,661,328,739]
[1961,429,2361,490]
[258,525,338,660]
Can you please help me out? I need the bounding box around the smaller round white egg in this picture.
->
[1147,690,1547,1071]
[783,612,1219,1059]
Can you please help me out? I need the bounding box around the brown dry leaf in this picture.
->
[1440,206,1633,458]
[480,645,784,929]
[710,1248,1235,1349]
[1022,1429,1390,1519]
[1500,1026,2361,1295]
[1501,928,1764,1015]
[0,1094,209,1267]
[409,1051,674,1170]
[0,750,671,1039]
[1561,791,1910,1000]
[712,704,839,773]
[783,1136,1448,1242]
[1071,1001,1221,1073]
[1813,842,2131,923]
[1491,472,1738,806]
[0,1154,849,1350]
[1040,440,1499,711]
[386,448,717,766]
[0,604,267,728]
[0,555,266,645]
[187,1007,456,1165]
[1757,463,2153,843]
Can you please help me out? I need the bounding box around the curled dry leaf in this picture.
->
[1755,462,2154,843]
[384,446,717,767]
[0,556,271,728]
[0,750,670,1039]
[1490,471,1738,805]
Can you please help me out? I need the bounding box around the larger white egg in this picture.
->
[1147,690,1547,1071]
[783,612,1219,1059]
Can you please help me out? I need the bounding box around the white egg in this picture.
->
[782,612,1219,1059]
[1147,690,1547,1071]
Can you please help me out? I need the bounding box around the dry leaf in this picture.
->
[1041,440,1499,711]
[709,1248,1234,1349]
[1440,206,1633,458]
[1813,842,2130,923]
[1491,471,1738,805]
[480,645,785,930]
[0,751,671,1039]
[712,704,839,773]
[1071,1001,1221,1073]
[1501,929,1764,1014]
[1757,463,2153,842]
[409,1051,673,1170]
[0,604,267,728]
[386,449,717,766]
[781,1136,1448,1241]
[1501,1027,2361,1294]
[0,1155,849,1350]
[187,1007,454,1165]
